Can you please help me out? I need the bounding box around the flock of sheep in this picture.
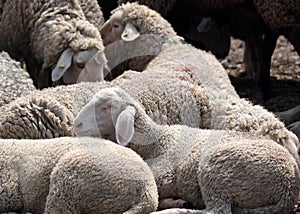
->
[0,0,300,213]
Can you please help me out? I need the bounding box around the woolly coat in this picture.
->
[74,87,300,214]
[102,3,299,163]
[0,136,158,214]
[0,0,105,88]
[0,70,211,139]
[253,0,300,54]
[0,51,36,107]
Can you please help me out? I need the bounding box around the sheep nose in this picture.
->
[74,121,83,129]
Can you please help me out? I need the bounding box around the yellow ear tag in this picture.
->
[57,61,65,68]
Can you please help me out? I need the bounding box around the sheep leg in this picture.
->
[243,40,259,80]
[256,29,278,100]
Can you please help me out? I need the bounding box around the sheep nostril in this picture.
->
[75,122,83,129]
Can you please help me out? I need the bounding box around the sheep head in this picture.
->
[100,8,140,46]
[52,47,109,86]
[73,87,138,146]
[100,2,178,46]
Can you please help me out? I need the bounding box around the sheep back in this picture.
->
[0,137,158,213]
[119,70,212,128]
[0,51,36,108]
[118,0,177,17]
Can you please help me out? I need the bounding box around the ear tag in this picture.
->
[123,32,128,37]
[57,61,65,68]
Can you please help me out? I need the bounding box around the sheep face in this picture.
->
[100,9,140,46]
[52,47,108,85]
[74,88,136,146]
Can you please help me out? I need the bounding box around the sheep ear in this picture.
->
[121,22,140,41]
[116,106,136,146]
[197,17,212,33]
[52,48,75,81]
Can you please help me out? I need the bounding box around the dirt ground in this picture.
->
[222,36,300,113]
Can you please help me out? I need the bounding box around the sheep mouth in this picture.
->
[74,129,94,136]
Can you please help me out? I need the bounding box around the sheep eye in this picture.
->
[77,62,85,69]
[113,23,120,28]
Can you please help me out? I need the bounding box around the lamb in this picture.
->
[0,69,211,139]
[100,2,300,163]
[0,0,109,89]
[73,87,300,214]
[0,51,36,107]
[0,136,158,213]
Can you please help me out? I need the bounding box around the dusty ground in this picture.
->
[222,36,300,113]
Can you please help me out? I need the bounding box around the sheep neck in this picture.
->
[130,109,174,159]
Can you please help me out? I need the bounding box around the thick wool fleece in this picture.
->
[0,137,158,213]
[118,0,177,17]
[0,69,211,139]
[0,0,104,85]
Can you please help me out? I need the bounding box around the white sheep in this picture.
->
[74,87,300,214]
[0,0,109,89]
[0,69,211,139]
[117,0,299,99]
[0,51,36,107]
[100,2,300,164]
[0,136,158,213]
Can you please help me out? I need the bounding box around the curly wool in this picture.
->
[118,0,177,17]
[74,87,300,214]
[0,137,158,213]
[212,98,290,144]
[79,0,105,31]
[0,96,74,139]
[119,70,212,128]
[30,3,104,70]
[0,51,36,107]
[253,0,300,31]
[0,69,211,139]
[115,2,181,41]
[148,44,297,151]
[0,0,105,86]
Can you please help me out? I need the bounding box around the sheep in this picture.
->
[0,0,109,89]
[100,2,300,163]
[0,136,158,213]
[0,51,36,107]
[116,0,298,100]
[73,87,300,214]
[253,0,300,57]
[115,0,241,60]
[0,69,211,139]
